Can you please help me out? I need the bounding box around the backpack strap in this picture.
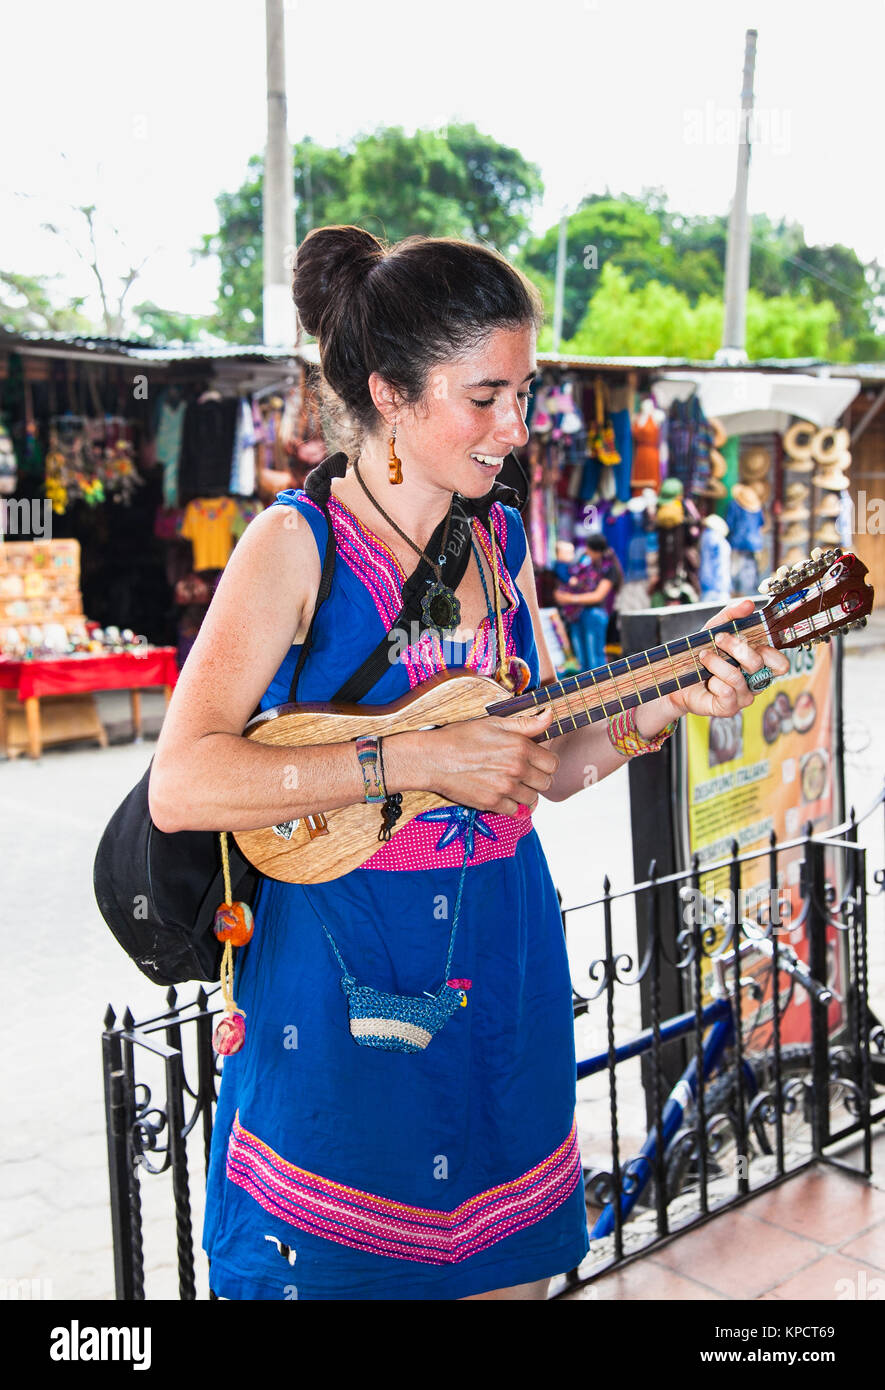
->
[286,503,336,702]
[330,502,474,704]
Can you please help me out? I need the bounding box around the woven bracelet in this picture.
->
[355,734,387,803]
[607,707,678,759]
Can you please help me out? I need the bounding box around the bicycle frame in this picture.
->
[584,929,834,1240]
[584,998,756,1239]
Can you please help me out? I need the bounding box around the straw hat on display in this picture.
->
[731,483,763,512]
[781,482,810,522]
[740,446,770,480]
[812,465,851,491]
[747,478,771,506]
[783,453,815,474]
[783,421,816,460]
[709,418,728,448]
[814,520,842,547]
[812,426,849,465]
[698,476,727,499]
[710,448,728,478]
[815,493,842,519]
[780,523,810,548]
[703,513,730,537]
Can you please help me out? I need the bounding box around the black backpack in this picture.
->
[92,454,523,986]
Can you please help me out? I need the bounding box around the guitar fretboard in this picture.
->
[487,611,768,740]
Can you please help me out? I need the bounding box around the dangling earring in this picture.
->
[388,423,403,485]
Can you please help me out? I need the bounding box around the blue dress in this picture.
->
[202,489,590,1300]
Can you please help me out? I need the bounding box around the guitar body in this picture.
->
[232,671,506,884]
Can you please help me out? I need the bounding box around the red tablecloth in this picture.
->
[0,648,179,701]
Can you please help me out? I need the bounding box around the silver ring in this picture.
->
[744,665,774,692]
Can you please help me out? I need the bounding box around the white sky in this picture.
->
[1,0,883,329]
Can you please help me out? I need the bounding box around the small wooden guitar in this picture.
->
[233,548,874,884]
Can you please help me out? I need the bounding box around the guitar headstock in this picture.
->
[759,548,875,651]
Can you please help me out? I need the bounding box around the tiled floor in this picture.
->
[564,1126,885,1300]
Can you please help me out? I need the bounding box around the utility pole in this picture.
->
[716,28,757,365]
[263,0,296,347]
[552,209,568,353]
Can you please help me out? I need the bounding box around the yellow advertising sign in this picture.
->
[683,642,841,1042]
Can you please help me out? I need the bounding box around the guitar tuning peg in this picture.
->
[776,566,789,581]
[758,578,772,594]
[810,548,823,561]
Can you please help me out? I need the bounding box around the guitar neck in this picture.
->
[487,611,771,740]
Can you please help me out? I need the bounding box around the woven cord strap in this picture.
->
[488,519,508,669]
[321,809,477,988]
[218,832,244,1017]
[442,811,476,980]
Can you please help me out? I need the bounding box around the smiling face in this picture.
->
[371,323,536,500]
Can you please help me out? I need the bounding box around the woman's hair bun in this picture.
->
[292,225,385,339]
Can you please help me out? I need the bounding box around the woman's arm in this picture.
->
[516,550,789,804]
[148,503,560,833]
[148,504,373,832]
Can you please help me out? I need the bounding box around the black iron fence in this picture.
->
[102,790,885,1301]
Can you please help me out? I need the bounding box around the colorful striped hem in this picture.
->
[226,1112,582,1265]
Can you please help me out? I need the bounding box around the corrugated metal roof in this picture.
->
[2,331,881,380]
[0,328,310,363]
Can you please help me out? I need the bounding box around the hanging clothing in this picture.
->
[230,399,258,497]
[725,499,764,553]
[202,489,590,1301]
[155,394,187,508]
[631,414,661,492]
[231,498,265,542]
[699,528,732,603]
[178,396,239,501]
[609,409,633,503]
[181,496,239,570]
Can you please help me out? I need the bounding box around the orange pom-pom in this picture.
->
[213,901,254,947]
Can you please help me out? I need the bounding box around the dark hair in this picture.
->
[584,532,623,592]
[292,225,545,454]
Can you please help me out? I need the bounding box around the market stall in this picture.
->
[0,332,323,755]
[512,356,864,675]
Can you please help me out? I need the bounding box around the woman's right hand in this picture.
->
[388,707,560,816]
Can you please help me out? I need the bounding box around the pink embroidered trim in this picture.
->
[304,495,521,691]
[226,1111,582,1265]
[363,807,533,872]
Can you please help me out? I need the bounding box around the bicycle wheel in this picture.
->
[663,1071,749,1204]
[748,1044,864,1161]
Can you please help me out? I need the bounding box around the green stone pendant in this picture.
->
[422,581,461,634]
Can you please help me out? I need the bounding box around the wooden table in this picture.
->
[0,647,179,759]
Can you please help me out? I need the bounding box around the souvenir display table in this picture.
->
[0,647,178,759]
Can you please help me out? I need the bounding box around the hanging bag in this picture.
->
[313,814,476,1053]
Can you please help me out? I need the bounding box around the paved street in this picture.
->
[2,626,883,1301]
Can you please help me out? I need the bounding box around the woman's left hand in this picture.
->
[666,596,791,720]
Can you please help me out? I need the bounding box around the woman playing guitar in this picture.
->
[148,226,789,1302]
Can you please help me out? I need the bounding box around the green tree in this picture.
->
[199,124,543,343]
[0,270,93,335]
[524,190,884,358]
[131,301,214,345]
[565,263,845,360]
